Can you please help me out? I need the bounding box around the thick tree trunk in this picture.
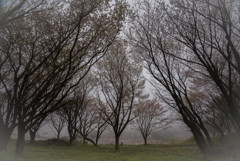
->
[115,135,120,151]
[0,129,12,151]
[15,123,25,155]
[182,113,208,153]
[29,130,36,144]
[191,127,207,153]
[0,136,8,151]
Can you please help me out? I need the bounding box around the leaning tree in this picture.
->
[129,0,213,152]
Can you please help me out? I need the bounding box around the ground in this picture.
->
[0,137,240,161]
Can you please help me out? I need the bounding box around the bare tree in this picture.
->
[129,1,212,152]
[28,116,48,144]
[61,74,97,145]
[133,99,171,145]
[76,97,109,146]
[92,101,108,146]
[61,100,79,145]
[97,41,145,150]
[49,112,65,140]
[76,97,98,145]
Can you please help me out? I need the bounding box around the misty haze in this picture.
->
[0,0,240,161]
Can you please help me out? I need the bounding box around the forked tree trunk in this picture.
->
[15,123,25,155]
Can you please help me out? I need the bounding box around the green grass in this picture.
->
[0,137,240,161]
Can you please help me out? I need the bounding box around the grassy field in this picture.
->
[0,138,239,161]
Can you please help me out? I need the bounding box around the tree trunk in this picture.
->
[115,135,120,151]
[29,130,36,144]
[68,126,74,145]
[182,114,208,153]
[95,137,99,146]
[199,124,212,144]
[83,138,86,144]
[69,136,74,145]
[0,129,12,151]
[143,136,148,145]
[83,136,96,146]
[230,103,240,132]
[191,127,207,153]
[57,131,60,140]
[0,136,8,151]
[15,123,25,155]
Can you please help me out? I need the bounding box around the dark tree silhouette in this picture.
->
[97,41,145,150]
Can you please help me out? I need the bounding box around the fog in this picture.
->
[12,121,191,145]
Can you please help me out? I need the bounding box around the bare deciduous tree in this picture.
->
[76,97,98,145]
[49,111,65,140]
[97,41,145,150]
[28,116,48,144]
[61,74,96,145]
[61,100,79,145]
[92,101,108,146]
[133,99,171,145]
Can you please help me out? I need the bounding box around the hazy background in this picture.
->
[10,120,192,144]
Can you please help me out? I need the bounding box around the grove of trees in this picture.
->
[0,0,239,156]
